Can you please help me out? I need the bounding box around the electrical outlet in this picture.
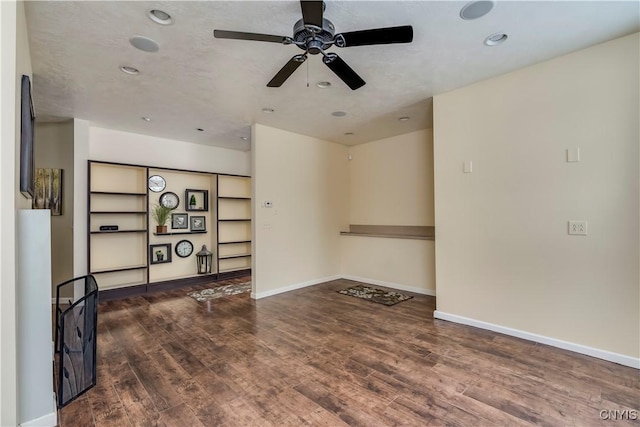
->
[568,220,588,235]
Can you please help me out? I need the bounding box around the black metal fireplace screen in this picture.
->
[54,274,98,408]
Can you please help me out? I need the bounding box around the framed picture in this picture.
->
[20,75,35,199]
[190,216,206,232]
[185,189,208,211]
[150,243,172,264]
[33,168,62,215]
[171,213,188,229]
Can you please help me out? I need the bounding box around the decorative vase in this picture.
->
[156,225,167,234]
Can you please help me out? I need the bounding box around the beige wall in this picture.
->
[1,1,32,424]
[341,129,435,294]
[433,33,639,360]
[89,126,251,176]
[71,125,251,284]
[252,124,349,297]
[348,129,434,225]
[35,121,74,296]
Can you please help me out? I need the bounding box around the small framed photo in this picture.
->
[171,213,188,229]
[190,216,206,232]
[150,243,172,264]
[185,189,208,211]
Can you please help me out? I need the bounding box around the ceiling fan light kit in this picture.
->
[213,0,413,90]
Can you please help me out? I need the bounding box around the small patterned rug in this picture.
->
[188,281,251,302]
[337,285,413,306]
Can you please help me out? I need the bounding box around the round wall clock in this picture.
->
[159,192,179,210]
[148,175,166,192]
[175,240,194,258]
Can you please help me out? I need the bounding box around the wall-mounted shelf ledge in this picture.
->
[218,218,251,222]
[153,231,207,236]
[218,196,251,200]
[340,225,435,241]
[219,240,252,244]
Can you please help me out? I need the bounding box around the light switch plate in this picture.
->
[567,148,580,162]
[463,160,473,173]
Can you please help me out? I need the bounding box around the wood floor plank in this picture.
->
[57,276,639,427]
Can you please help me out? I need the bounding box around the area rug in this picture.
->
[187,281,251,302]
[337,285,413,306]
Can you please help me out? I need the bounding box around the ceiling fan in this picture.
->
[213,1,413,90]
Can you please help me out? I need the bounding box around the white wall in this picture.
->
[1,1,33,424]
[433,33,639,363]
[73,119,90,280]
[252,124,349,297]
[89,126,250,176]
[35,121,74,295]
[341,129,435,294]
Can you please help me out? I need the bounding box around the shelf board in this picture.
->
[218,267,251,273]
[218,253,251,259]
[218,196,251,200]
[91,229,147,234]
[91,211,147,214]
[91,191,147,196]
[153,231,207,236]
[90,265,147,274]
[218,218,251,222]
[218,240,251,245]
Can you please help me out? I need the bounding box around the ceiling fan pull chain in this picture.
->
[306,58,309,87]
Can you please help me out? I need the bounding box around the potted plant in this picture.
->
[155,250,164,261]
[151,204,171,234]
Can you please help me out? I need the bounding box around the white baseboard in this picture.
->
[20,395,57,426]
[252,275,342,299]
[434,310,640,369]
[340,275,436,296]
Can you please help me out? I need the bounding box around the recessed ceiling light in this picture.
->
[332,111,347,117]
[398,116,410,122]
[148,9,173,25]
[460,1,495,20]
[316,81,331,89]
[129,36,159,53]
[141,117,151,122]
[197,128,204,132]
[120,66,139,75]
[484,33,508,46]
[262,108,275,113]
[240,136,249,141]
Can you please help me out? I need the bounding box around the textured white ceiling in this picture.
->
[25,1,639,151]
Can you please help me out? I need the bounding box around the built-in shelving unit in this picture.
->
[217,175,252,275]
[88,161,252,297]
[88,162,148,290]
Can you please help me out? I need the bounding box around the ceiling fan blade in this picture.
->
[267,55,307,87]
[336,25,413,47]
[322,54,365,90]
[300,0,324,28]
[213,30,287,44]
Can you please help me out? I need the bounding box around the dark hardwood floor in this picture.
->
[57,277,639,426]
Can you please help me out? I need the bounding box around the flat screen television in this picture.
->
[20,74,35,199]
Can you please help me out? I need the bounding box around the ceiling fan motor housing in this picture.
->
[293,18,335,54]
